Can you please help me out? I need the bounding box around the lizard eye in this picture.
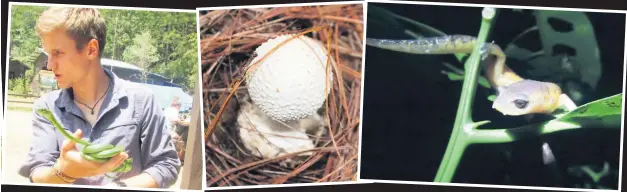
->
[513,99,529,109]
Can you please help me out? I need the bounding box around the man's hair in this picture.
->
[36,7,107,57]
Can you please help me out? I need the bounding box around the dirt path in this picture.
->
[2,110,33,184]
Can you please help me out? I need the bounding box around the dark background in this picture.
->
[2,0,627,191]
[360,1,624,190]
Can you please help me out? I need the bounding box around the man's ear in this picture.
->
[86,39,100,59]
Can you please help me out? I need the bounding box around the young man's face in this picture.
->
[41,27,98,89]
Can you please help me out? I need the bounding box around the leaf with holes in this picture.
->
[504,10,601,105]
[533,10,602,90]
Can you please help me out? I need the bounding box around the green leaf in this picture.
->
[445,72,464,81]
[553,93,623,128]
[487,95,496,101]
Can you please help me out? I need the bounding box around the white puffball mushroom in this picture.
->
[245,34,334,122]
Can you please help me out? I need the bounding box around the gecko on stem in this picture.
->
[366,35,577,116]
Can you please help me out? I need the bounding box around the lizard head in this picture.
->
[36,108,51,116]
[492,80,562,116]
[34,103,55,119]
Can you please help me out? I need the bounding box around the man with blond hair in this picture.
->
[18,7,181,188]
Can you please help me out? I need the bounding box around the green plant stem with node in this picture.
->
[433,7,497,182]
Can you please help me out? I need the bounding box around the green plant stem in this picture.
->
[468,121,580,144]
[434,8,496,183]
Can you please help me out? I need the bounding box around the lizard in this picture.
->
[367,35,577,180]
[365,35,577,116]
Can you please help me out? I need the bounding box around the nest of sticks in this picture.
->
[199,4,363,187]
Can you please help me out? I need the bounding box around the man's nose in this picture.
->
[46,56,55,71]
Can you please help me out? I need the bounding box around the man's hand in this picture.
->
[171,119,181,126]
[56,129,129,179]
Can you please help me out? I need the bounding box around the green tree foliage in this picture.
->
[9,5,199,92]
[122,31,160,83]
[9,5,46,65]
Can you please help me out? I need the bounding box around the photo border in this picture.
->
[2,0,626,191]
[194,7,209,191]
[358,1,627,192]
[2,2,202,191]
[196,0,368,190]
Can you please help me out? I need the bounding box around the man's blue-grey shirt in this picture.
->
[18,68,181,188]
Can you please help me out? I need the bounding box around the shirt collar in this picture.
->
[54,67,127,111]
